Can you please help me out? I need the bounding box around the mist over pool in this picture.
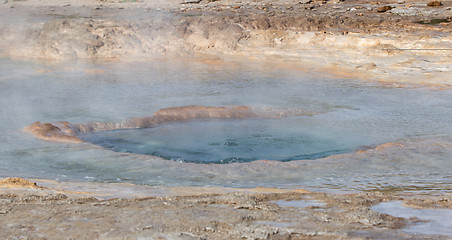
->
[1,57,452,192]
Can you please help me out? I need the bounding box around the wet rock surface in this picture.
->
[1,179,451,239]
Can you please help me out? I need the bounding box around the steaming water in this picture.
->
[1,57,452,192]
[79,118,353,163]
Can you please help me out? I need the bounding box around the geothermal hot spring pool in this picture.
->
[79,117,352,164]
[1,57,452,192]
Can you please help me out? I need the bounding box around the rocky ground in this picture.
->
[1,177,452,239]
[1,0,452,239]
[1,0,451,85]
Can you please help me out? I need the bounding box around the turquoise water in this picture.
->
[80,118,353,163]
[1,57,451,191]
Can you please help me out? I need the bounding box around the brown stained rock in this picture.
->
[376,5,392,12]
[427,1,442,7]
[356,62,377,70]
[23,121,83,143]
[254,16,271,30]
[181,0,202,4]
[0,178,40,189]
[25,105,313,144]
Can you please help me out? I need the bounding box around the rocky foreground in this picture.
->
[1,177,452,239]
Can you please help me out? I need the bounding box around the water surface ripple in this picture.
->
[1,58,451,192]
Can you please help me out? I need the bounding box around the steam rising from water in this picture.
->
[24,105,314,144]
[2,58,452,192]
[78,117,351,163]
